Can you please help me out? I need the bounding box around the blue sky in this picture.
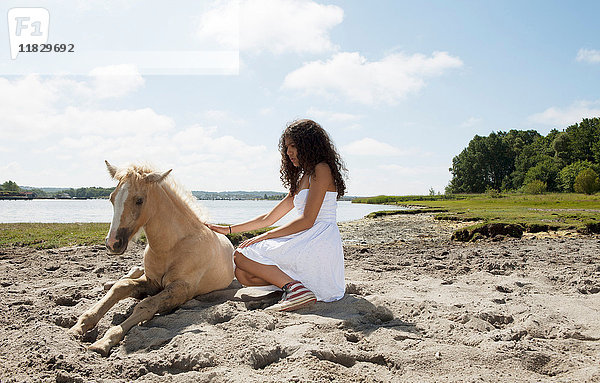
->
[1,0,599,196]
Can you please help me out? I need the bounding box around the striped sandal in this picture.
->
[265,281,317,312]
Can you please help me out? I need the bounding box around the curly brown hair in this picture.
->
[279,119,347,198]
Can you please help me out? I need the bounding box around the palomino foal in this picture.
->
[69,161,234,356]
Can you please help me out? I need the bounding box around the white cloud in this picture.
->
[283,51,463,105]
[0,76,63,142]
[0,73,151,141]
[196,0,343,54]
[576,48,600,64]
[89,64,145,99]
[0,74,280,190]
[172,125,267,159]
[195,0,240,50]
[528,100,600,127]
[55,107,175,136]
[7,118,277,190]
[0,162,24,181]
[0,75,58,116]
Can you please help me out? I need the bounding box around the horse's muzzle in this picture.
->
[106,239,126,255]
[105,229,130,255]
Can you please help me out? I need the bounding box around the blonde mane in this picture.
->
[115,163,208,223]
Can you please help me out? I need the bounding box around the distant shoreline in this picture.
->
[1,193,359,201]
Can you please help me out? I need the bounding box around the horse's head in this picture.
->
[104,160,172,255]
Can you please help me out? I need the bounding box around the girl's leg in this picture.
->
[234,251,294,288]
[234,251,317,312]
[234,268,270,286]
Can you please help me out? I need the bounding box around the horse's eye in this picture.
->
[135,197,144,205]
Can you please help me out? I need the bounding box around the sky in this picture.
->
[1,0,600,196]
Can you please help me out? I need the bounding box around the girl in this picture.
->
[207,119,347,312]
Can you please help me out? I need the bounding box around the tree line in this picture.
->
[447,118,600,194]
[0,181,114,199]
[59,187,115,198]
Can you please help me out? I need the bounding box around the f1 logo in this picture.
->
[7,8,50,59]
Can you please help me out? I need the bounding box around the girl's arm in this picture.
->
[238,163,333,248]
[207,193,295,235]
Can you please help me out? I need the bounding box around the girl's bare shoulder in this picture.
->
[313,163,334,187]
[314,162,333,176]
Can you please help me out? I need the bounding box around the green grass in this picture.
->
[353,194,462,204]
[226,228,273,247]
[354,193,600,236]
[0,222,271,249]
[0,223,110,249]
[365,208,449,218]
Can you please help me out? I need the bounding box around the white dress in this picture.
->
[237,189,345,302]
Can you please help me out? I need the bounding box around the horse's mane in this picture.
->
[115,163,208,223]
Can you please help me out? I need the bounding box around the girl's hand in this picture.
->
[238,232,271,248]
[206,224,230,235]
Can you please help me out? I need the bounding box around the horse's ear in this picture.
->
[105,160,118,179]
[145,169,172,183]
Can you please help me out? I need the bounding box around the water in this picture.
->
[0,199,402,225]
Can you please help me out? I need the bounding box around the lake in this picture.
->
[0,199,402,225]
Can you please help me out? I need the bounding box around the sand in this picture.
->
[0,213,599,382]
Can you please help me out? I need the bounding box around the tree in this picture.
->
[511,129,565,190]
[29,188,48,198]
[1,181,20,192]
[522,180,547,194]
[61,187,113,198]
[523,156,564,192]
[447,132,514,193]
[447,118,600,193]
[557,160,600,192]
[552,132,571,162]
[574,168,600,195]
[501,129,542,189]
[564,118,600,163]
[594,139,600,164]
[503,129,542,157]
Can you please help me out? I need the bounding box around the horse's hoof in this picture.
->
[125,266,144,279]
[88,342,111,357]
[103,280,117,290]
[67,326,84,338]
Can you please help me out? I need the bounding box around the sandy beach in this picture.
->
[1,213,599,382]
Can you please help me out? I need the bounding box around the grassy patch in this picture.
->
[355,193,600,239]
[0,222,271,249]
[366,208,448,218]
[225,228,273,247]
[353,195,463,204]
[0,223,109,249]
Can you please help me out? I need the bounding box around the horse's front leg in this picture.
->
[89,280,191,356]
[68,275,149,338]
[103,266,145,291]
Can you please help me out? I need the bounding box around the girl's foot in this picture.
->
[265,281,316,312]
